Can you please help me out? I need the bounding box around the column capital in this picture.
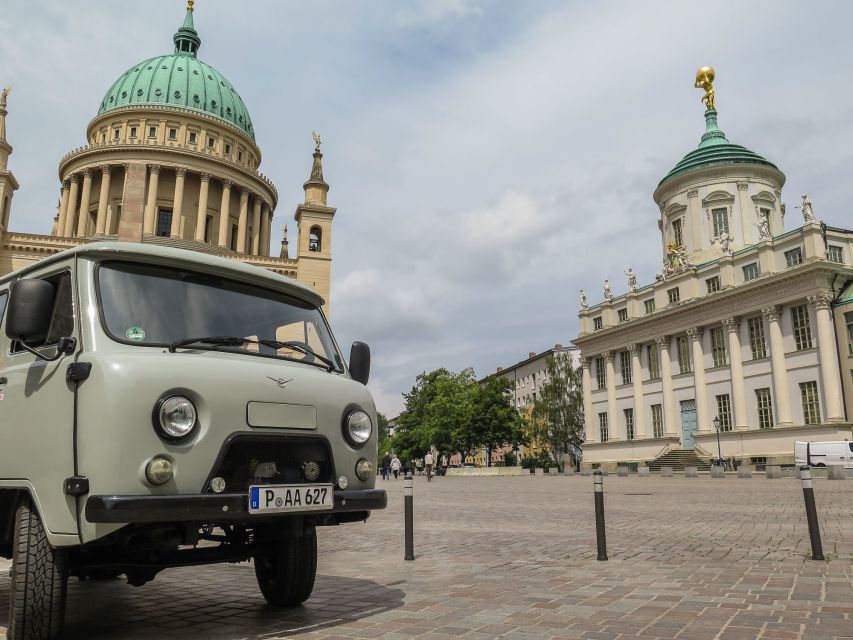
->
[148,164,161,175]
[807,291,832,310]
[579,356,589,369]
[737,180,749,191]
[722,317,740,332]
[122,163,131,172]
[175,167,187,178]
[69,173,80,184]
[686,188,698,199]
[626,343,639,355]
[240,186,249,197]
[222,179,233,189]
[62,178,70,189]
[654,336,670,348]
[686,327,702,340]
[199,172,211,183]
[601,351,613,363]
[81,168,91,179]
[100,164,112,176]
[761,305,778,321]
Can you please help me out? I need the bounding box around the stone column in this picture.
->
[56,180,70,237]
[687,188,701,252]
[217,179,232,248]
[604,351,618,440]
[236,187,249,253]
[581,357,595,443]
[687,327,711,433]
[657,337,677,437]
[251,197,262,255]
[63,174,80,237]
[75,169,93,237]
[723,317,749,430]
[260,202,270,257]
[95,165,112,235]
[170,167,186,238]
[195,173,210,242]
[809,292,845,422]
[762,306,792,426]
[142,164,161,235]
[628,343,647,439]
[736,181,750,246]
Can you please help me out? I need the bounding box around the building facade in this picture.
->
[0,4,335,311]
[574,69,853,470]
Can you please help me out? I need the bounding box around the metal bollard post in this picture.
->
[593,470,607,561]
[404,471,414,561]
[800,466,824,561]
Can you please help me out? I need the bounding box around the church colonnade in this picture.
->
[54,162,273,256]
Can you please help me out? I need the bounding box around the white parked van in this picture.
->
[794,441,853,469]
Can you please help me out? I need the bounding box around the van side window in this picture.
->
[11,273,74,351]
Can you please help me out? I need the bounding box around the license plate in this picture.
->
[249,484,334,514]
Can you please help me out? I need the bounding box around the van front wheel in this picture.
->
[8,498,68,640]
[253,524,317,607]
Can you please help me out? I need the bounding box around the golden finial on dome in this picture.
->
[187,0,195,12]
[694,66,716,111]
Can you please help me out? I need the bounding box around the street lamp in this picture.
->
[713,416,723,466]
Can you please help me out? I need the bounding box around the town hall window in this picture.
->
[672,219,683,246]
[598,412,609,443]
[712,207,728,237]
[747,316,767,359]
[706,276,720,293]
[667,287,680,304]
[756,388,773,429]
[784,247,803,267]
[800,381,821,424]
[624,408,634,440]
[716,394,732,431]
[710,326,727,367]
[644,299,655,314]
[676,335,691,374]
[791,304,813,351]
[619,350,631,385]
[742,262,760,281]
[827,244,844,263]
[617,308,628,323]
[651,404,663,438]
[155,209,172,237]
[594,357,606,389]
[593,316,603,330]
[647,344,660,380]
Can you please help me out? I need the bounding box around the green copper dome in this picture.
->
[97,8,255,140]
[659,109,777,186]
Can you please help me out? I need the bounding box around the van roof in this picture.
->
[0,241,324,307]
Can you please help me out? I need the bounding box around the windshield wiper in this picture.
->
[168,335,337,372]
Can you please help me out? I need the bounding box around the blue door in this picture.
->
[680,400,697,449]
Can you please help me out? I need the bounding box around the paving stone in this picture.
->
[660,466,673,477]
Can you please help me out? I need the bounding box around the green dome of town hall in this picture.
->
[97,5,255,139]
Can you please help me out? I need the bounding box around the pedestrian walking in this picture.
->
[381,452,392,481]
[391,454,402,479]
[424,451,434,482]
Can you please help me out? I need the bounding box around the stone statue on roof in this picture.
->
[719,231,732,255]
[579,289,588,311]
[694,66,716,111]
[756,209,771,241]
[603,279,613,302]
[797,194,816,223]
[0,85,10,107]
[312,130,321,151]
[625,267,637,292]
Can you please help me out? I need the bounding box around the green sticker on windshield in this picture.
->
[126,327,146,342]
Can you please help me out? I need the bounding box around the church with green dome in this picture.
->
[574,68,853,472]
[0,2,337,313]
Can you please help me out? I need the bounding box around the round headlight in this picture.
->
[344,410,372,446]
[154,395,198,441]
[355,458,373,481]
[145,456,174,486]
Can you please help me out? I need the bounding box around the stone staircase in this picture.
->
[647,448,710,472]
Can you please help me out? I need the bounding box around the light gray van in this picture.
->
[0,242,386,639]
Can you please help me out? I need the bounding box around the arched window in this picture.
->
[309,226,322,252]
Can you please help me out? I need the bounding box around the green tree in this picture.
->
[472,376,527,466]
[530,353,585,469]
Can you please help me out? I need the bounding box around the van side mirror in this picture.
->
[349,341,371,385]
[6,279,55,343]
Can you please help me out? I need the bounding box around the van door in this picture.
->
[0,268,79,537]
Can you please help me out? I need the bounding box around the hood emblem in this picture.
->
[267,377,294,389]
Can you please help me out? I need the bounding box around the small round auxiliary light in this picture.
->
[210,477,226,493]
[303,461,321,482]
[145,456,174,486]
[337,475,349,490]
[355,458,373,481]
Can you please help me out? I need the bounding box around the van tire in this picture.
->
[7,498,68,640]
[254,524,317,607]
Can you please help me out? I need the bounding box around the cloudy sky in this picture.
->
[2,1,851,415]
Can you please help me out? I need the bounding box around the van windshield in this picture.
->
[97,262,342,370]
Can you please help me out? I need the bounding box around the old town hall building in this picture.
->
[0,3,336,311]
[574,69,853,470]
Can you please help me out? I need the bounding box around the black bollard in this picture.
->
[800,466,825,561]
[404,471,414,561]
[593,470,607,561]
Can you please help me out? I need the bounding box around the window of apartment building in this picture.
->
[208,136,216,149]
[827,244,844,264]
[619,350,631,385]
[706,276,720,293]
[716,394,732,431]
[595,357,606,389]
[747,316,767,359]
[598,412,609,443]
[756,388,773,429]
[644,299,655,315]
[742,262,760,281]
[672,219,683,246]
[617,308,628,323]
[668,287,680,304]
[148,125,157,138]
[710,326,727,367]
[791,304,813,351]
[712,207,729,238]
[784,247,803,267]
[624,408,634,440]
[651,404,664,438]
[676,335,691,374]
[188,131,198,144]
[800,381,821,425]
[168,128,177,140]
[224,143,232,155]
[593,316,603,330]
[846,312,853,355]
[113,128,120,140]
[155,209,172,238]
[128,126,138,139]
[647,344,660,379]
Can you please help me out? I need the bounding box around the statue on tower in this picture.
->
[624,267,637,293]
[0,85,10,108]
[797,194,816,223]
[312,130,322,151]
[756,209,772,241]
[694,66,715,111]
[579,289,588,311]
[602,279,613,302]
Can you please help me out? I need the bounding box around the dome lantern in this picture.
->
[173,1,201,57]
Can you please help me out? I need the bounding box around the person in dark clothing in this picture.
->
[381,452,392,480]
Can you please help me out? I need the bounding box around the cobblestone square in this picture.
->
[1,474,852,639]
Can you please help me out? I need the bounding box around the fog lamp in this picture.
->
[145,457,174,486]
[355,458,373,481]
[337,475,349,490]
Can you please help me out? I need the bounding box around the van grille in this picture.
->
[204,435,334,494]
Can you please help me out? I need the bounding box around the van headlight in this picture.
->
[343,409,372,447]
[153,395,198,441]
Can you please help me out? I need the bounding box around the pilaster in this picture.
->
[723,317,749,430]
[171,167,186,237]
[762,305,792,427]
[195,172,210,242]
[687,327,711,433]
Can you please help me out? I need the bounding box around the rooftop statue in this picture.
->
[695,66,715,111]
[0,84,10,108]
[797,194,816,223]
[579,289,588,311]
[719,231,732,256]
[625,267,637,292]
[603,280,613,302]
[312,130,322,151]
[662,242,694,279]
[756,209,772,241]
